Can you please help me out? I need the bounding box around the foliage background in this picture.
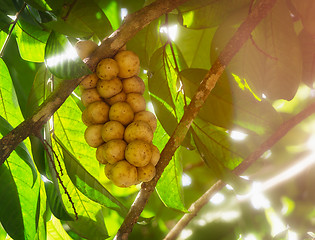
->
[1,0,315,239]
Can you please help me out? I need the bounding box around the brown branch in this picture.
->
[115,0,278,239]
[0,0,189,166]
[165,180,225,240]
[165,101,315,240]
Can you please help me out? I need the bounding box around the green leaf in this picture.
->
[68,0,112,40]
[150,94,178,137]
[181,68,282,134]
[192,119,243,171]
[0,164,25,240]
[156,150,187,212]
[0,31,8,53]
[47,216,72,240]
[148,44,187,117]
[2,38,39,116]
[298,29,315,87]
[0,224,6,239]
[0,58,25,127]
[45,31,92,79]
[55,136,128,216]
[150,118,187,212]
[0,12,10,49]
[148,46,177,110]
[24,0,53,11]
[181,68,233,129]
[291,0,315,35]
[0,115,37,184]
[95,0,120,30]
[176,25,216,69]
[45,0,112,40]
[34,181,47,240]
[211,1,302,100]
[0,0,16,14]
[191,124,250,193]
[25,65,50,118]
[53,92,98,174]
[44,180,74,221]
[128,19,163,69]
[178,0,250,29]
[0,150,40,240]
[66,211,108,240]
[15,19,50,62]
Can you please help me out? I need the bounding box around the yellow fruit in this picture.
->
[109,102,134,126]
[81,108,92,126]
[125,93,146,113]
[102,139,127,164]
[122,76,145,94]
[97,77,123,99]
[134,111,157,132]
[75,40,98,60]
[105,163,114,180]
[150,145,160,166]
[125,140,152,167]
[124,120,153,143]
[80,73,99,89]
[84,124,104,148]
[96,144,108,164]
[107,160,138,187]
[101,121,125,142]
[105,91,126,105]
[114,50,140,78]
[81,88,102,107]
[86,101,110,124]
[96,58,119,80]
[137,163,156,182]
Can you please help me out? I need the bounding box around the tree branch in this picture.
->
[0,0,189,166]
[165,101,315,240]
[115,0,277,238]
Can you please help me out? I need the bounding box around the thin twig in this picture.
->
[44,139,64,176]
[115,0,278,239]
[183,161,205,172]
[164,101,315,240]
[61,0,78,21]
[250,35,278,60]
[248,0,277,60]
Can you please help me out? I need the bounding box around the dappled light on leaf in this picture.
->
[45,31,92,79]
[212,1,302,100]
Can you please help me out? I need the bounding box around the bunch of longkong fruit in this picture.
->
[75,40,160,188]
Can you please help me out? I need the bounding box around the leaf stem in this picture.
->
[39,136,78,220]
[0,3,26,58]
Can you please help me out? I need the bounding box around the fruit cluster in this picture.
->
[75,40,160,188]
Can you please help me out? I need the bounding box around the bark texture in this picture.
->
[115,0,278,239]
